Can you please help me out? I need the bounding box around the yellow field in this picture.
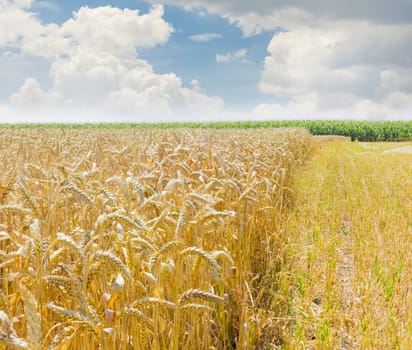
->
[0,129,410,349]
[0,128,312,349]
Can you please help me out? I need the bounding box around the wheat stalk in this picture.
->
[19,283,43,350]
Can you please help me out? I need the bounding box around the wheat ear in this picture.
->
[178,288,226,304]
[19,283,43,350]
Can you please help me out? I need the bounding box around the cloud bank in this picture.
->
[257,21,412,120]
[143,0,412,120]
[0,1,224,122]
[142,0,412,35]
[1,0,411,121]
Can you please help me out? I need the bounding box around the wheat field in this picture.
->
[0,128,313,349]
[1,128,411,349]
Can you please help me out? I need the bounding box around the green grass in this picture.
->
[1,120,411,141]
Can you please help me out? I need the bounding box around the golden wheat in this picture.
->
[0,127,313,349]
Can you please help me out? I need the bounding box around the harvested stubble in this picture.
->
[0,127,312,349]
[285,141,412,349]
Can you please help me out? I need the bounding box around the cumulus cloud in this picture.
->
[0,1,39,47]
[61,5,172,55]
[1,4,174,60]
[0,3,224,122]
[2,0,412,122]
[216,49,247,63]
[10,78,57,108]
[189,33,222,42]
[8,51,224,121]
[258,21,412,119]
[141,0,412,120]
[143,0,412,35]
[190,79,201,91]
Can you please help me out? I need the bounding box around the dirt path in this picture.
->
[284,141,412,349]
[337,217,357,349]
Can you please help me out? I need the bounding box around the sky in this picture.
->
[0,0,412,123]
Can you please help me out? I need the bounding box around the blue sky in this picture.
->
[29,0,277,111]
[1,0,412,122]
[136,3,276,111]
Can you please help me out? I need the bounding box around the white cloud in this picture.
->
[189,33,222,42]
[190,79,201,91]
[8,50,224,122]
[0,2,39,47]
[254,91,412,121]
[144,1,309,36]
[141,1,412,120]
[216,49,248,63]
[0,0,32,10]
[61,5,172,55]
[10,78,57,108]
[139,0,412,119]
[143,0,412,35]
[258,21,412,119]
[7,5,174,60]
[2,0,412,122]
[0,3,224,122]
